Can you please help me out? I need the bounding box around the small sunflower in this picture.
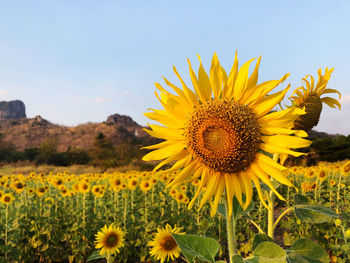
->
[140,180,152,192]
[79,182,90,194]
[317,169,327,181]
[11,181,26,194]
[128,178,138,190]
[289,67,341,132]
[143,53,311,216]
[36,186,47,197]
[95,224,125,256]
[1,193,14,205]
[148,224,184,263]
[342,161,350,176]
[330,179,336,186]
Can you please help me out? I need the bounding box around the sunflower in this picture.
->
[148,224,184,263]
[36,186,47,197]
[317,169,327,181]
[110,177,123,192]
[330,179,336,186]
[1,193,14,205]
[79,182,90,194]
[140,180,152,192]
[128,178,138,190]
[11,181,26,194]
[342,161,350,176]
[143,53,311,216]
[289,68,341,132]
[95,224,125,256]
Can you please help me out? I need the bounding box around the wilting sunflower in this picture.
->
[95,224,125,256]
[143,53,311,217]
[148,224,184,263]
[290,68,341,132]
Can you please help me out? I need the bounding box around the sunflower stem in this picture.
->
[267,190,275,239]
[336,173,342,214]
[224,197,237,262]
[5,204,9,260]
[267,153,279,239]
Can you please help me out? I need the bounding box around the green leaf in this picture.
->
[172,233,220,263]
[261,181,280,192]
[217,197,254,220]
[294,205,339,223]
[86,250,104,261]
[286,239,329,263]
[294,194,310,205]
[232,196,254,220]
[217,203,226,219]
[245,241,287,263]
[252,234,274,251]
[232,255,244,263]
[253,241,287,258]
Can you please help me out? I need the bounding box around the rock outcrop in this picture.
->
[0,100,26,121]
[106,114,138,127]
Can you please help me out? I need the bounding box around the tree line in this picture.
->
[0,132,152,169]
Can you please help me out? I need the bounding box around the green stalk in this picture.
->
[5,204,9,260]
[267,191,275,239]
[224,197,237,262]
[273,207,294,230]
[336,174,342,214]
[267,153,279,239]
[82,193,86,229]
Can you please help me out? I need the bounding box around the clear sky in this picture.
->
[0,1,349,135]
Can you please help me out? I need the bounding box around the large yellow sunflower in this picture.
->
[143,53,311,217]
[95,224,125,256]
[289,67,341,132]
[148,224,184,263]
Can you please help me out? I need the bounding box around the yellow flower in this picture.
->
[143,53,311,216]
[345,229,350,240]
[290,68,341,132]
[342,160,350,176]
[140,180,152,192]
[128,178,138,190]
[36,186,47,197]
[334,218,342,227]
[110,177,123,192]
[11,181,26,194]
[95,224,125,256]
[330,179,336,186]
[79,182,90,194]
[1,193,14,205]
[148,224,184,263]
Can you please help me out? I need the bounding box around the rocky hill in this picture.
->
[0,100,26,121]
[0,113,156,152]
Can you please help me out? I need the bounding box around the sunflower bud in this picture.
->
[293,95,323,132]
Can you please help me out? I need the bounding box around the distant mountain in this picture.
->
[0,100,26,121]
[0,113,157,152]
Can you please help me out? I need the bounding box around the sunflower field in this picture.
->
[0,161,349,262]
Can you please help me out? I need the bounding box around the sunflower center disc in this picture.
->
[105,233,119,248]
[185,99,260,173]
[161,236,177,251]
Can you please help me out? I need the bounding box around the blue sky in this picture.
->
[0,1,349,134]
